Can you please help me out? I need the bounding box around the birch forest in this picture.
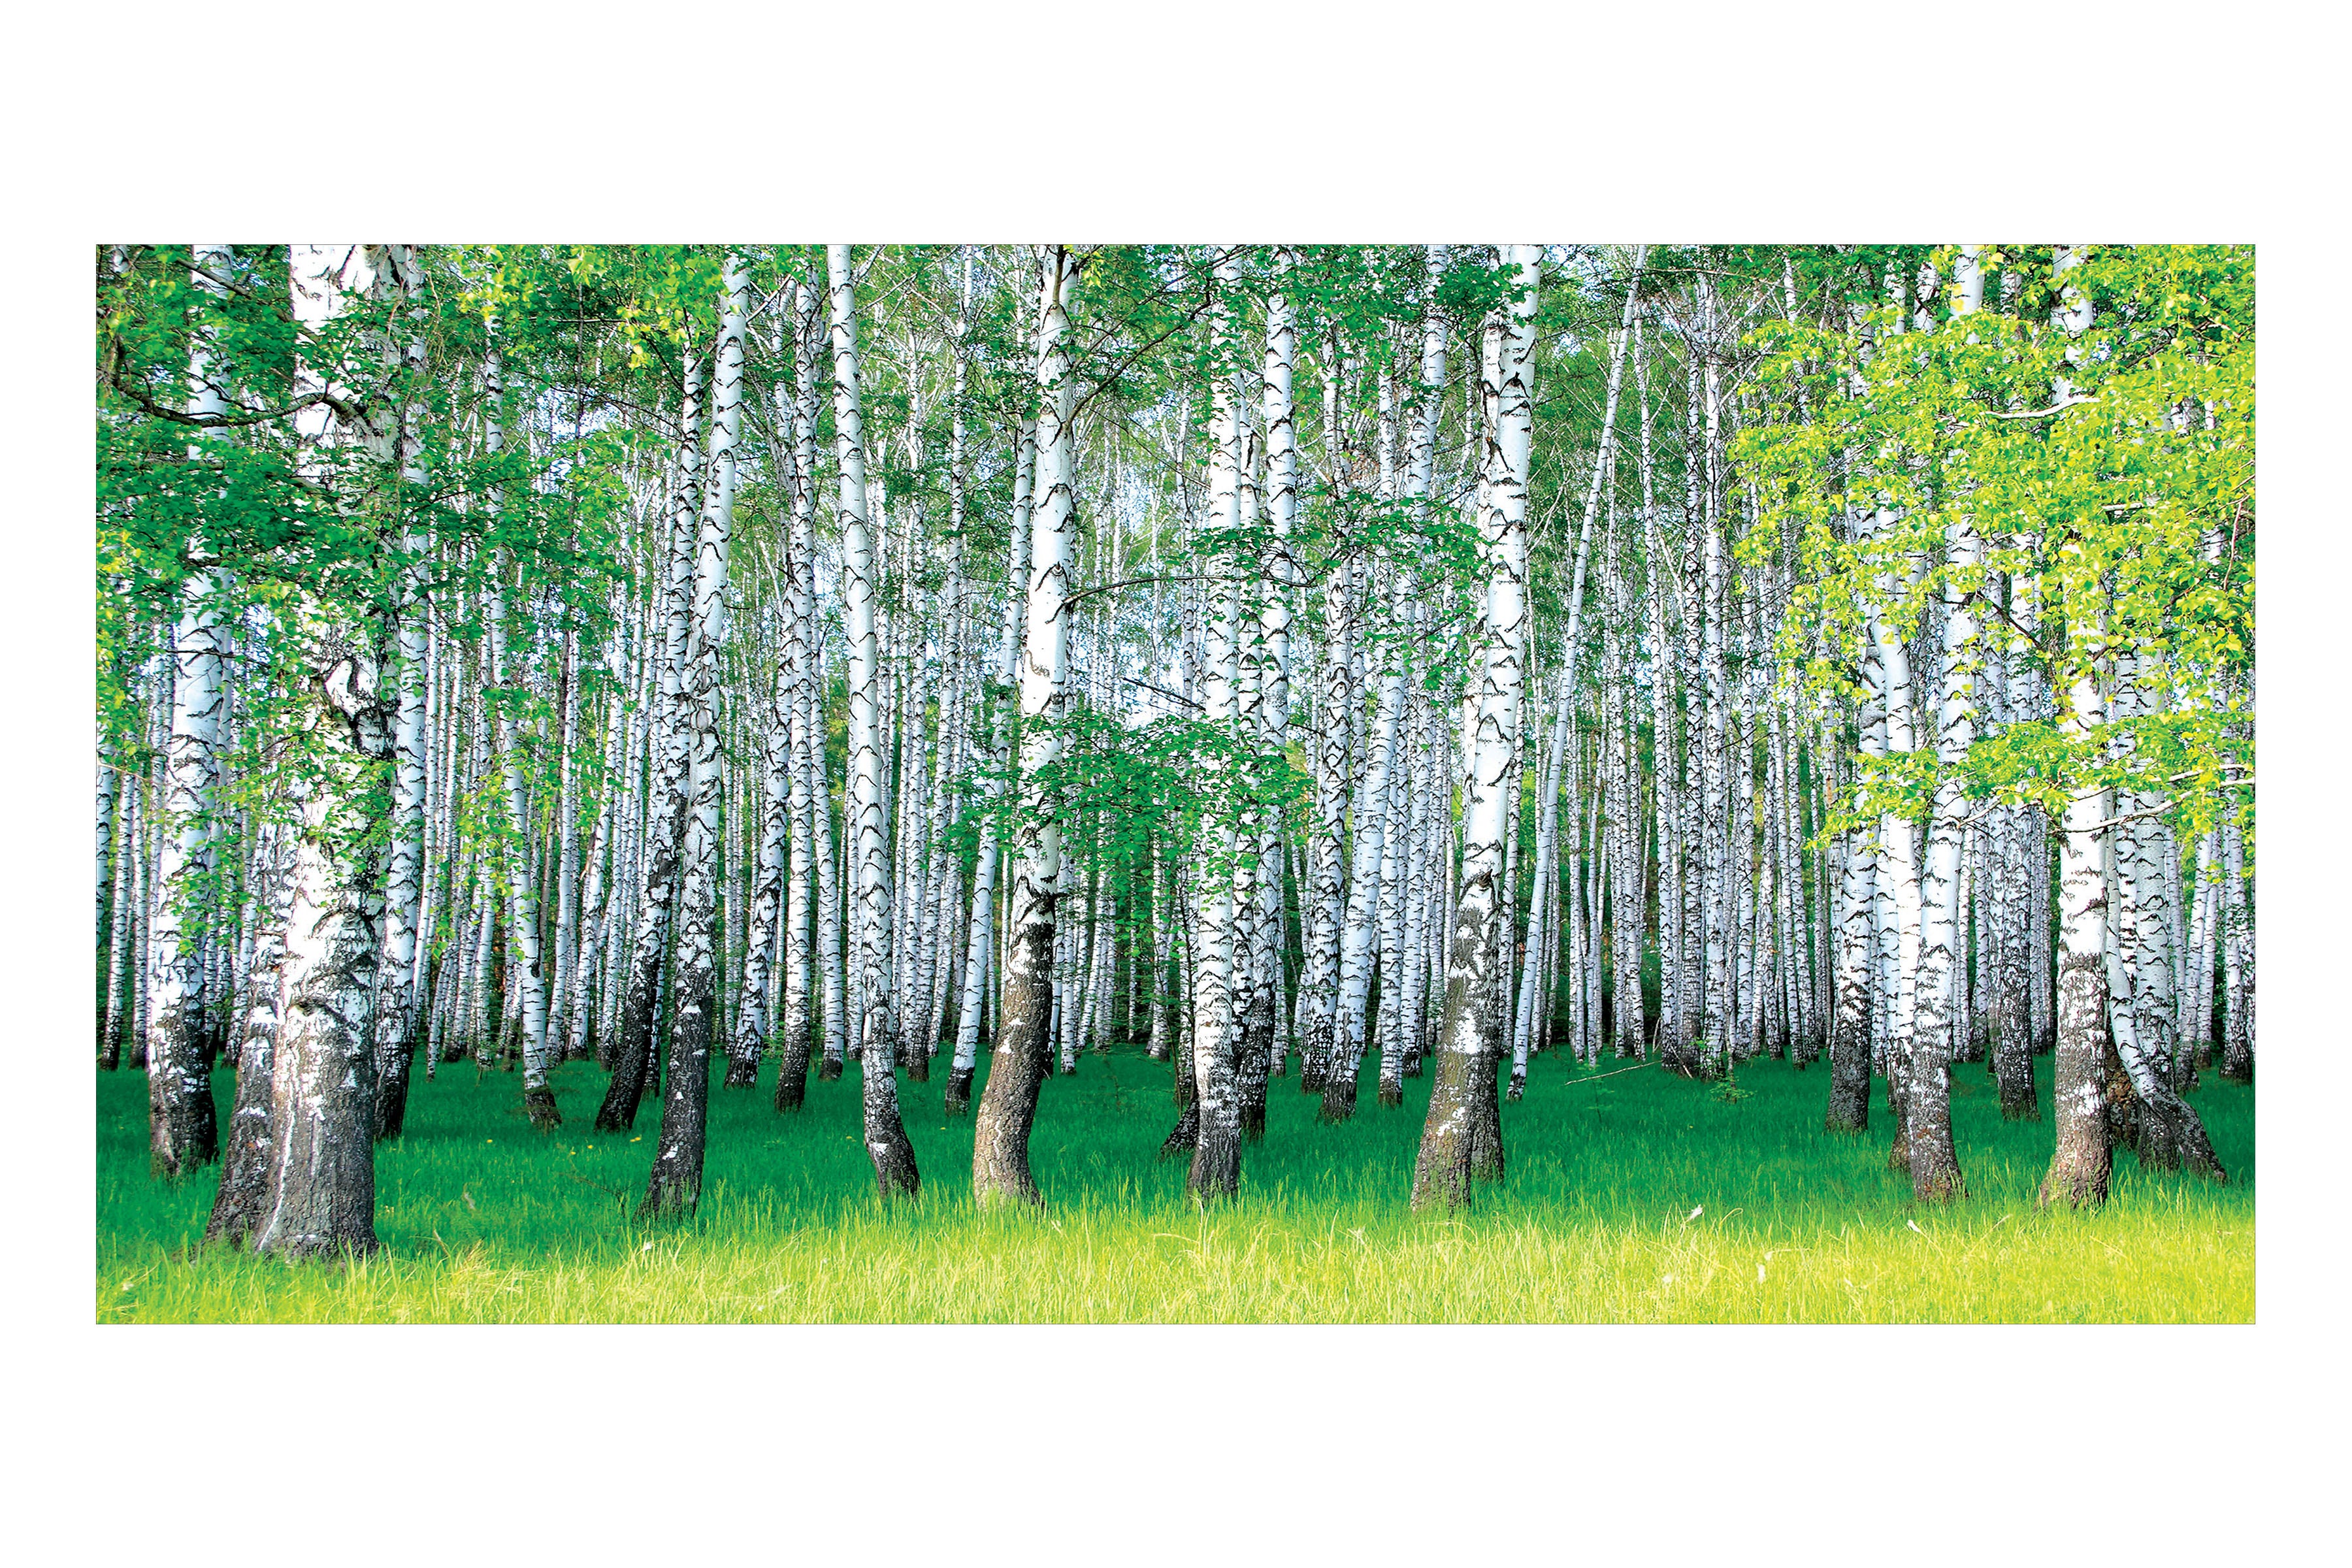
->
[94,242,2255,1259]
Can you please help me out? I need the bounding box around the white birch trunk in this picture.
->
[828,244,919,1196]
[1186,250,1249,1198]
[1414,245,1540,1209]
[951,408,1037,1103]
[146,243,237,1175]
[973,248,1078,1204]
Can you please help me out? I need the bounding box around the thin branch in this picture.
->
[1062,572,1234,610]
[1988,393,2099,421]
[1121,676,1201,711]
[105,361,363,432]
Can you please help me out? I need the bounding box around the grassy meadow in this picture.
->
[95,1040,2254,1323]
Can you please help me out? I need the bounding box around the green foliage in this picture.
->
[98,244,652,871]
[1739,244,2254,842]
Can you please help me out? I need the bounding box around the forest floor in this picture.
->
[95,1041,2254,1323]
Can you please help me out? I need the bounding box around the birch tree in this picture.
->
[830,244,921,1198]
[1414,244,1541,1210]
[973,247,1077,1206]
[144,244,235,1176]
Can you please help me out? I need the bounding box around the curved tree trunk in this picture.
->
[974,249,1078,1205]
[595,348,706,1132]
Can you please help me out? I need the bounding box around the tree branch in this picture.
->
[1989,393,2099,421]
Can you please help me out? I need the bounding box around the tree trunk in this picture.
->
[974,248,1078,1205]
[773,284,826,1111]
[472,350,560,1129]
[1184,253,1254,1203]
[642,255,745,1214]
[251,611,393,1261]
[2040,556,2114,1208]
[146,244,237,1177]
[595,348,706,1133]
[206,819,294,1245]
[1414,246,1539,1210]
[826,244,920,1200]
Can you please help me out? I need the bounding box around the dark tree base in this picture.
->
[819,1057,843,1081]
[525,1085,563,1129]
[376,1060,416,1141]
[1186,1122,1239,1206]
[206,1073,277,1248]
[1825,1037,1871,1128]
[1411,1048,1505,1211]
[149,1088,221,1179]
[2102,1047,2142,1156]
[1379,1081,1403,1109]
[257,1230,382,1263]
[1993,1039,2038,1120]
[906,1048,930,1084]
[1158,1103,1199,1159]
[1911,1141,1965,1203]
[721,1056,759,1089]
[867,1128,921,1201]
[593,1051,651,1132]
[1317,1073,1358,1124]
[774,1038,812,1112]
[2039,1145,2111,1209]
[2127,1098,2227,1182]
[943,1064,973,1116]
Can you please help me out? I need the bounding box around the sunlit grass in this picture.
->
[96,1038,2253,1323]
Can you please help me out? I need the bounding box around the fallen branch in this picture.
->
[1562,1060,1657,1088]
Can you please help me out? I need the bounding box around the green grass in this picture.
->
[95,1040,2254,1322]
